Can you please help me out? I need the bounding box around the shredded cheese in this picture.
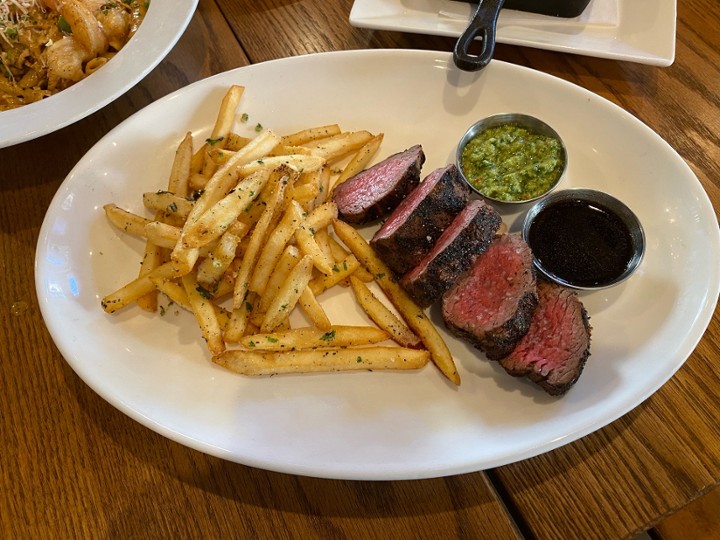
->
[1,1,42,44]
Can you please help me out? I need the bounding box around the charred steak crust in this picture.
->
[499,280,592,396]
[441,234,538,361]
[371,164,474,276]
[400,200,502,307]
[332,144,425,224]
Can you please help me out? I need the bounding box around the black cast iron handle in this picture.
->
[453,0,506,71]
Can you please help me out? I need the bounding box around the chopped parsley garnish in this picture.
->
[57,15,71,34]
[320,330,336,342]
[195,285,213,299]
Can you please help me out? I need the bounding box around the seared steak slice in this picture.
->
[499,280,592,396]
[400,199,502,307]
[371,164,474,276]
[332,144,425,224]
[442,234,537,360]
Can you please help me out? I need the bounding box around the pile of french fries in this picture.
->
[101,85,460,385]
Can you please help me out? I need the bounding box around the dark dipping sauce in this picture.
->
[527,199,635,287]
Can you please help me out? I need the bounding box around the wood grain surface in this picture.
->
[1,0,718,538]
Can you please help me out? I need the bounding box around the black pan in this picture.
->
[452,0,593,71]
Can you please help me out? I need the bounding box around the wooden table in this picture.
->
[2,1,719,538]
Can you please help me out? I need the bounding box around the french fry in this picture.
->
[196,230,242,288]
[226,220,249,238]
[293,201,339,275]
[236,154,325,178]
[240,325,390,351]
[190,145,206,176]
[104,204,152,236]
[333,219,460,385]
[224,291,258,343]
[224,133,252,151]
[309,254,361,296]
[258,244,301,313]
[307,165,331,207]
[142,221,181,248]
[211,274,236,301]
[326,232,349,260]
[270,144,313,156]
[210,85,245,140]
[182,273,225,355]
[248,200,304,295]
[313,227,334,261]
[297,287,331,330]
[275,318,292,332]
[135,241,163,312]
[189,172,210,191]
[186,129,281,228]
[324,234,374,282]
[167,132,193,197]
[232,173,288,309]
[203,146,233,168]
[304,201,338,230]
[294,226,334,275]
[181,168,270,248]
[101,260,191,314]
[142,191,194,222]
[169,245,200,279]
[281,124,341,146]
[260,255,314,333]
[213,346,430,376]
[235,165,295,227]
[189,86,245,176]
[288,182,320,208]
[304,130,374,163]
[349,276,421,349]
[151,276,231,329]
[149,277,191,310]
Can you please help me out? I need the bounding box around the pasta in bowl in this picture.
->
[0,0,197,147]
[1,0,148,111]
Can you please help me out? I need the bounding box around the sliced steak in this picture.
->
[332,144,425,224]
[442,234,537,360]
[400,199,502,307]
[371,164,474,276]
[499,280,592,396]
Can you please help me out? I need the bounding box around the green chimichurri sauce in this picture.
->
[460,123,565,202]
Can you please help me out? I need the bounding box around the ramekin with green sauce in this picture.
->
[456,113,567,204]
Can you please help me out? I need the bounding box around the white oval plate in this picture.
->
[0,0,198,148]
[350,0,676,67]
[36,50,719,480]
